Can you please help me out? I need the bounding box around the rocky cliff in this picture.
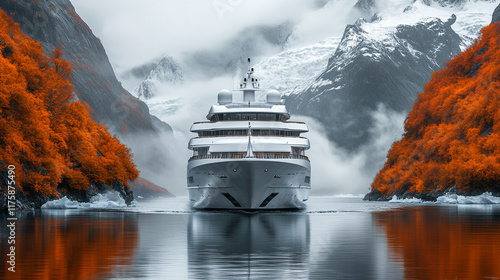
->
[286,15,462,150]
[0,0,168,135]
[365,4,500,201]
[136,56,183,100]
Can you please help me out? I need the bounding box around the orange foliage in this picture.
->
[374,207,500,280]
[372,22,500,196]
[0,10,138,196]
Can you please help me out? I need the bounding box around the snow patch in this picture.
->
[41,191,129,209]
[436,192,500,204]
[389,195,423,203]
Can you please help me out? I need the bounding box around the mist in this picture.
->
[123,72,406,196]
[71,0,369,92]
[70,0,410,196]
[292,105,405,196]
[121,76,234,196]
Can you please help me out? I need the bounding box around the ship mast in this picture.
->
[239,58,260,103]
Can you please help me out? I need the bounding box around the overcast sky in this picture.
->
[71,0,359,75]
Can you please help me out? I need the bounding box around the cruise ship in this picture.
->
[187,59,311,210]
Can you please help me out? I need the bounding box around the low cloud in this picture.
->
[296,104,405,196]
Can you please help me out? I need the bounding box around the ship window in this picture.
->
[215,113,284,121]
[188,176,194,184]
[305,176,310,184]
[242,113,257,120]
[292,147,304,155]
[194,147,208,156]
[230,113,241,120]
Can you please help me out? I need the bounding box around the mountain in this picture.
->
[253,36,342,97]
[251,0,498,152]
[0,0,168,135]
[0,10,138,209]
[136,56,183,100]
[365,6,500,201]
[128,177,174,198]
[286,15,462,150]
[179,22,295,79]
[494,3,500,22]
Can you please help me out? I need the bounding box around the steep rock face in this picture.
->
[136,56,183,99]
[493,3,500,23]
[286,17,461,150]
[0,0,165,134]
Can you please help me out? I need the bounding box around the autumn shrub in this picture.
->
[0,10,138,196]
[371,23,500,195]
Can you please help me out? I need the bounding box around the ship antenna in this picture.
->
[246,122,254,158]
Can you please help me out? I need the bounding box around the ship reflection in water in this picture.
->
[187,212,310,279]
[2,198,500,279]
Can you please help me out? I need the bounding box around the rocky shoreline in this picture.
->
[0,162,134,212]
[364,186,500,201]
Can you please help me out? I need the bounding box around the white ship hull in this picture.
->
[187,158,311,210]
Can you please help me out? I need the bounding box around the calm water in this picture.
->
[1,197,500,280]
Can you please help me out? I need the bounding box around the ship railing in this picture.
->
[193,135,308,139]
[193,120,306,124]
[188,152,309,162]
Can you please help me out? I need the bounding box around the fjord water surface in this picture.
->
[1,196,500,279]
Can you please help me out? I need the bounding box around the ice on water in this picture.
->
[41,191,129,209]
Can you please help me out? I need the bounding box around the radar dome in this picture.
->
[266,90,281,104]
[217,89,232,105]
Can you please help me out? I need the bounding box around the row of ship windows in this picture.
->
[192,149,306,156]
[210,113,286,121]
[198,130,301,137]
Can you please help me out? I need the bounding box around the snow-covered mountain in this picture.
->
[136,0,498,151]
[136,56,183,100]
[253,36,342,97]
[288,15,461,150]
[252,0,499,150]
[255,0,497,96]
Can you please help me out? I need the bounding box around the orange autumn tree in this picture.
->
[0,10,138,196]
[370,22,500,198]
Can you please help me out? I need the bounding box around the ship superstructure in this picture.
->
[187,59,311,209]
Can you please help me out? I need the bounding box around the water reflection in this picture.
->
[374,206,500,280]
[188,212,310,279]
[4,198,500,279]
[0,211,138,280]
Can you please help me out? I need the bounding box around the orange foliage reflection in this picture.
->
[374,207,500,280]
[0,213,138,280]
